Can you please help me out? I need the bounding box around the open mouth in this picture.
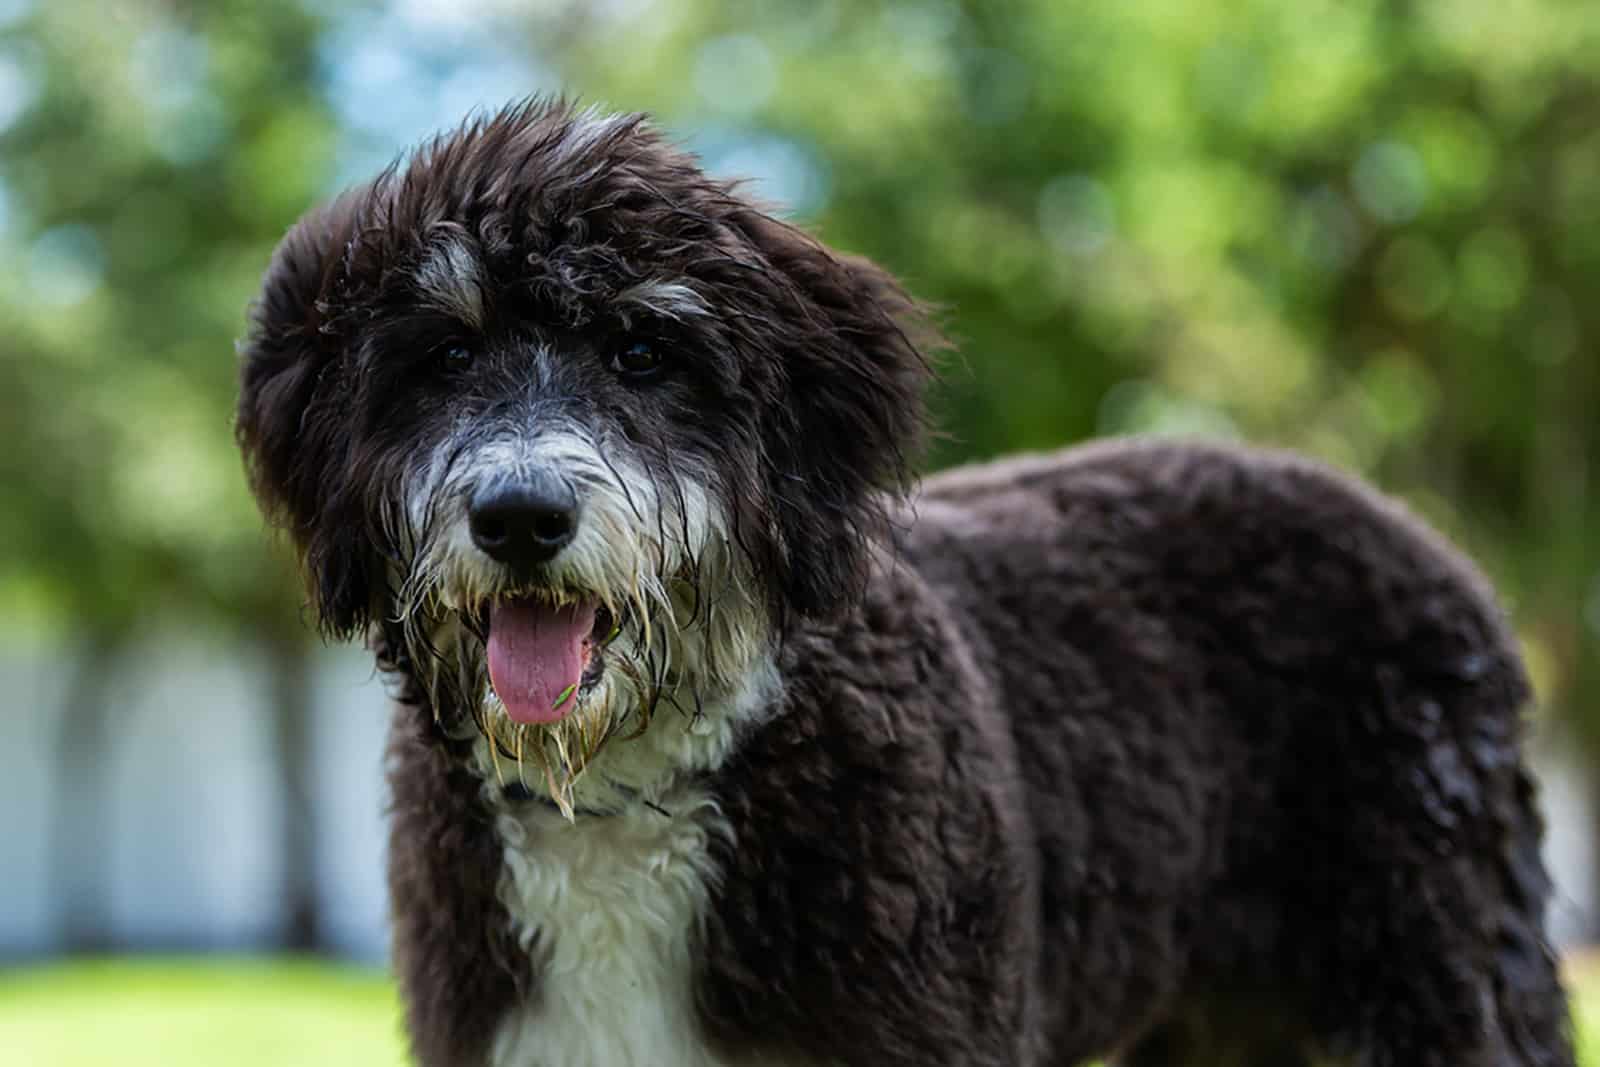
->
[483,592,618,725]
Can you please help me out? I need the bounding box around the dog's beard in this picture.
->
[384,428,765,818]
[428,596,650,819]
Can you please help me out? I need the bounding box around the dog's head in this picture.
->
[236,100,934,806]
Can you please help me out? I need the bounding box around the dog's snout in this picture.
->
[468,473,579,566]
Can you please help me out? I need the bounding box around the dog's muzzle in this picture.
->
[468,470,579,568]
[460,467,614,728]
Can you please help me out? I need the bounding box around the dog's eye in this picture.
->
[438,343,474,369]
[610,341,664,380]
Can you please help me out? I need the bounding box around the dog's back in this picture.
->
[883,437,1571,1065]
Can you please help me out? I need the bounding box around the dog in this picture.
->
[235,99,1573,1067]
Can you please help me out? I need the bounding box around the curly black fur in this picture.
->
[236,100,932,640]
[695,440,1574,1066]
[236,100,1572,1067]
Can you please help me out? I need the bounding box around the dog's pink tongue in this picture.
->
[487,598,597,724]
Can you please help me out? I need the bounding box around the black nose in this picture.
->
[468,474,579,567]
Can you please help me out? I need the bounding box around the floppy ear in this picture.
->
[236,194,379,638]
[725,209,939,622]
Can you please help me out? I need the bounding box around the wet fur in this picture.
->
[237,100,1573,1066]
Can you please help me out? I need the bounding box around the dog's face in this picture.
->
[236,101,932,807]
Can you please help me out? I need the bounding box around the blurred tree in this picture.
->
[2,0,1596,949]
[532,0,1598,791]
[0,0,342,951]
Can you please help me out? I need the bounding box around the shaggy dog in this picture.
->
[236,100,1573,1067]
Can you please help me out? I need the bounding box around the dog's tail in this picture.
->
[1493,762,1577,1066]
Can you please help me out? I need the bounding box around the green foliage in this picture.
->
[0,0,334,638]
[539,0,1600,738]
[1,0,1595,738]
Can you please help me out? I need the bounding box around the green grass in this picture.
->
[1572,954,1600,1065]
[1,955,1599,1064]
[0,958,408,1066]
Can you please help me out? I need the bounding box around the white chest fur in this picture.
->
[487,789,735,1067]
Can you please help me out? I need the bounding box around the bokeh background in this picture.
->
[2,0,1598,1061]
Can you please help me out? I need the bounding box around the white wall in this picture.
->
[0,636,1594,960]
[0,635,391,961]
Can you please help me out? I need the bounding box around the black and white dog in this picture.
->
[236,100,1572,1067]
